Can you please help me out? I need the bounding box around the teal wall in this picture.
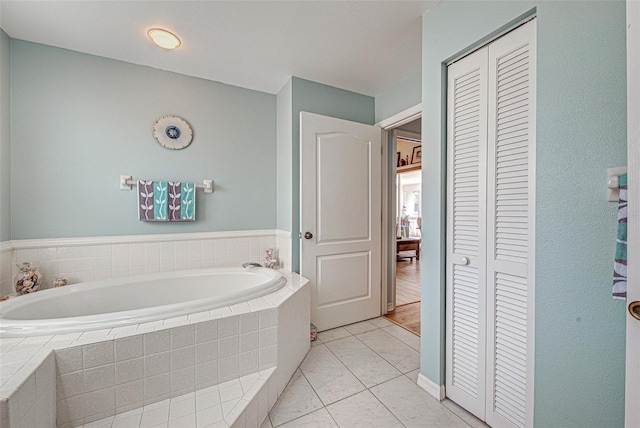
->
[374,73,421,123]
[420,2,627,427]
[276,79,293,232]
[10,40,277,239]
[0,29,10,242]
[289,77,375,272]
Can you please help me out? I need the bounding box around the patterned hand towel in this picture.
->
[169,182,196,222]
[139,181,196,222]
[612,173,627,300]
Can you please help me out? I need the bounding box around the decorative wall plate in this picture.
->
[152,115,193,150]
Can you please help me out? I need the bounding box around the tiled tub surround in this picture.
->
[0,270,309,428]
[0,230,293,297]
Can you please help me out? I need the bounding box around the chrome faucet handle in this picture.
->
[242,262,262,268]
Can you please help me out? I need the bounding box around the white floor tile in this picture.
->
[316,327,350,343]
[342,320,378,335]
[326,390,403,428]
[370,375,469,428]
[196,404,224,427]
[405,369,421,383]
[442,399,490,428]
[324,336,401,388]
[268,370,324,427]
[368,317,394,328]
[167,413,197,428]
[169,395,196,420]
[299,345,365,405]
[277,408,338,428]
[382,324,421,351]
[260,415,273,428]
[196,385,221,410]
[218,379,243,403]
[356,329,420,373]
[112,413,143,428]
[140,405,170,428]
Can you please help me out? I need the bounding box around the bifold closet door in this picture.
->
[446,19,536,428]
[445,45,489,420]
[485,21,536,428]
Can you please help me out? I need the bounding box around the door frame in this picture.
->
[377,104,422,314]
[625,0,639,425]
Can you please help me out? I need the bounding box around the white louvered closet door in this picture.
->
[485,21,536,428]
[446,46,489,420]
[446,19,536,428]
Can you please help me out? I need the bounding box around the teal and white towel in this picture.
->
[613,173,627,300]
[138,180,196,222]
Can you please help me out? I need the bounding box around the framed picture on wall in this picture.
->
[411,145,422,164]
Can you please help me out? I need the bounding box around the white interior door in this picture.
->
[300,112,382,332]
[446,45,489,420]
[485,21,536,428]
[625,0,639,426]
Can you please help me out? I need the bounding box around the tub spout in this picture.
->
[242,262,262,268]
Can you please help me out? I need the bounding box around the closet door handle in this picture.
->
[453,256,470,266]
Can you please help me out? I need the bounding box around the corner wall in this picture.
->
[374,73,421,124]
[276,80,293,232]
[421,2,627,426]
[0,29,11,242]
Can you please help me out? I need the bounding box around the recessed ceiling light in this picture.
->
[147,28,181,50]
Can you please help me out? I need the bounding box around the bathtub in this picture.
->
[0,267,286,337]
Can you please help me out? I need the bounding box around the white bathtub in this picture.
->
[0,267,286,337]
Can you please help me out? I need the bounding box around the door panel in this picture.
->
[317,133,371,242]
[301,112,382,332]
[446,46,489,420]
[486,21,536,428]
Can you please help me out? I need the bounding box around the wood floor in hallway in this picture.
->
[385,259,421,336]
[395,258,421,306]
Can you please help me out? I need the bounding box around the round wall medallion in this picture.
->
[152,115,193,150]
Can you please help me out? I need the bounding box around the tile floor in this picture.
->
[263,317,487,428]
[78,317,487,428]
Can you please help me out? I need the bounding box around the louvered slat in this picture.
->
[493,273,528,427]
[495,47,529,264]
[451,258,480,398]
[453,68,481,258]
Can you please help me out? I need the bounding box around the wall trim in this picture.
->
[275,229,292,239]
[417,373,446,401]
[377,103,422,130]
[6,229,286,250]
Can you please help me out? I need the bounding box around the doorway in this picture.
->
[384,122,422,336]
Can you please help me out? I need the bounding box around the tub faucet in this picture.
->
[242,262,262,268]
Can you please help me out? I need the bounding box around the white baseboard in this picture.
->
[417,373,446,401]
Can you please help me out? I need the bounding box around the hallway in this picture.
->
[385,260,421,335]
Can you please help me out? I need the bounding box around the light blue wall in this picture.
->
[290,77,375,272]
[0,29,10,242]
[374,73,421,123]
[420,2,627,427]
[10,40,277,239]
[276,79,292,232]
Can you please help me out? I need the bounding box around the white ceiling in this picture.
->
[0,1,436,96]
